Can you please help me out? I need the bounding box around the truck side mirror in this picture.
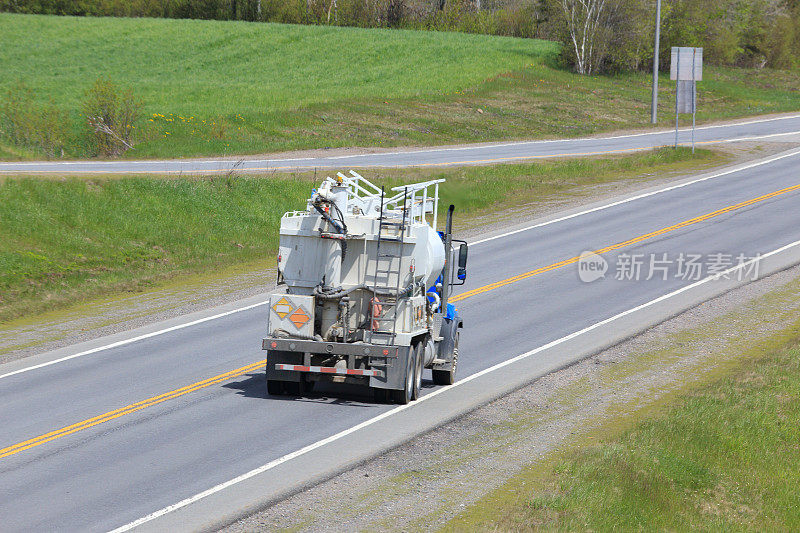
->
[458,243,468,268]
[457,267,467,281]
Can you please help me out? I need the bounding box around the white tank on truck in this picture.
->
[263,171,469,404]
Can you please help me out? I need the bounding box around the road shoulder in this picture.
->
[223,255,800,533]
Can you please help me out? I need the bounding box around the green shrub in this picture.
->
[82,78,142,157]
[0,81,67,159]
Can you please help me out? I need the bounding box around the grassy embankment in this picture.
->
[1,13,799,160]
[0,148,725,322]
[448,326,800,530]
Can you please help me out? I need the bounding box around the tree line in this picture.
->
[3,0,799,72]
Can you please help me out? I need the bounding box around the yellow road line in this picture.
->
[451,182,800,302]
[0,359,266,459]
[3,182,799,461]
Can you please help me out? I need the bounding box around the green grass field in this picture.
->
[447,329,800,531]
[0,13,554,114]
[1,13,799,160]
[0,13,554,158]
[0,148,723,322]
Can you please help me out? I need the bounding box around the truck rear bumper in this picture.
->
[263,337,408,390]
[275,364,384,378]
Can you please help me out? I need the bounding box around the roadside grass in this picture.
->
[1,13,799,160]
[0,147,723,322]
[446,332,800,531]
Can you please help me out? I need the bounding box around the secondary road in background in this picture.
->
[1,147,800,531]
[1,115,799,174]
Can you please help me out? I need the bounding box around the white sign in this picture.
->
[670,47,703,81]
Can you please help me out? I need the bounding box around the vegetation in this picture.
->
[0,13,559,159]
[0,82,67,158]
[1,14,799,161]
[0,147,722,322]
[554,0,800,74]
[80,78,143,157]
[447,333,800,531]
[4,1,799,71]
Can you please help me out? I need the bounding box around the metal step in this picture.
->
[377,236,403,242]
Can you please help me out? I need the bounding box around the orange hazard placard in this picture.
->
[288,306,311,329]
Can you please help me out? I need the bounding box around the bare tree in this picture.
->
[560,0,608,74]
[327,0,337,23]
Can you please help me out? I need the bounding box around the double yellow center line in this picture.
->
[0,359,266,459]
[451,182,800,302]
[2,181,799,460]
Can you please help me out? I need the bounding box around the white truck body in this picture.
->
[263,171,467,403]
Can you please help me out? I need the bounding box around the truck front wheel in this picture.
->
[432,331,459,386]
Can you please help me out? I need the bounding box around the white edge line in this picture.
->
[109,237,800,533]
[2,128,798,173]
[2,115,799,170]
[469,147,800,246]
[0,301,269,381]
[4,146,800,381]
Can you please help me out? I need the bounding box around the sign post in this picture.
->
[670,47,703,153]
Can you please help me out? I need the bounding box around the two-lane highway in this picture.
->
[0,114,799,174]
[2,146,800,531]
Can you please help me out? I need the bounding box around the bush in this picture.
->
[0,82,67,159]
[82,78,142,157]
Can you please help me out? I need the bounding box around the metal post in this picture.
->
[675,49,680,149]
[650,0,662,124]
[691,48,697,154]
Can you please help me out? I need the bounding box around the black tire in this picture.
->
[411,341,424,401]
[392,343,417,405]
[432,331,459,386]
[283,381,301,395]
[373,388,390,403]
[267,379,284,396]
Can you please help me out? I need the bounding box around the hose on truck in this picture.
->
[270,328,323,342]
[313,279,424,300]
[312,198,348,260]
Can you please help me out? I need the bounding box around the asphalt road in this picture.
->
[2,147,800,531]
[0,114,799,174]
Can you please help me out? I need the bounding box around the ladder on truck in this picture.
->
[368,187,408,345]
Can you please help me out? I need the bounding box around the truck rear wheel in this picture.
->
[432,332,459,386]
[393,343,418,405]
[267,379,284,396]
[411,341,423,401]
[373,388,390,403]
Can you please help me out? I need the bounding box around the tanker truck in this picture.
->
[263,171,468,404]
